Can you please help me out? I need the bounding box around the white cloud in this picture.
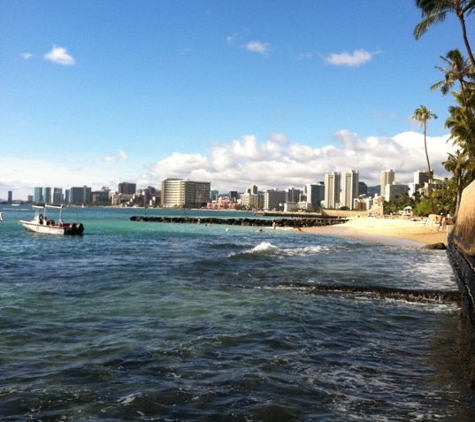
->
[226,32,240,44]
[21,53,33,60]
[325,49,372,67]
[104,149,128,163]
[147,131,454,193]
[226,30,271,57]
[3,131,455,201]
[44,45,75,66]
[244,41,271,56]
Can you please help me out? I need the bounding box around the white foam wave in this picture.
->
[228,242,330,258]
[252,241,278,254]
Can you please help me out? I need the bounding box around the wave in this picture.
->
[272,282,461,305]
[227,241,331,258]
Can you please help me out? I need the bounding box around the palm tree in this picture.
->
[445,88,475,159]
[414,0,475,68]
[431,49,474,102]
[443,149,469,215]
[412,105,438,213]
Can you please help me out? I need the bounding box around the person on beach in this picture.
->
[438,213,446,231]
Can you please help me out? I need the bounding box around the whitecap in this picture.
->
[118,392,141,405]
[227,241,280,257]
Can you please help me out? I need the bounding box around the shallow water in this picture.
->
[0,206,474,421]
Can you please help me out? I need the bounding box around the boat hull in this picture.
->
[20,221,84,236]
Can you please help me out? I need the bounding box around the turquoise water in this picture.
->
[0,205,474,421]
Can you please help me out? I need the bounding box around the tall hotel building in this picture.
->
[118,182,137,195]
[324,172,341,209]
[70,186,92,205]
[414,170,430,186]
[34,187,44,204]
[380,169,395,198]
[161,178,211,208]
[341,170,359,210]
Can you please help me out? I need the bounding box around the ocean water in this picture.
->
[0,205,474,421]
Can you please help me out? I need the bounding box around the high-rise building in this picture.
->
[385,183,409,202]
[380,169,395,198]
[341,170,359,210]
[229,191,239,202]
[34,187,44,204]
[324,172,341,209]
[52,188,63,204]
[161,178,211,208]
[264,189,286,210]
[286,188,301,203]
[304,183,325,208]
[414,170,430,185]
[118,182,137,195]
[44,187,52,204]
[70,186,92,204]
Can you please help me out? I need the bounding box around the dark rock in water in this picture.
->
[422,242,447,250]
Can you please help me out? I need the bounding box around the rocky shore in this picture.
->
[447,180,475,390]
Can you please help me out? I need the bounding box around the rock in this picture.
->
[453,180,475,256]
[422,242,447,250]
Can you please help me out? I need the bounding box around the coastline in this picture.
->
[301,216,449,247]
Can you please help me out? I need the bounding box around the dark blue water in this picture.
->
[0,205,474,421]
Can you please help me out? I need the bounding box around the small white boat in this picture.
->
[19,205,84,235]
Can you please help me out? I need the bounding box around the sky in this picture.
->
[0,0,467,200]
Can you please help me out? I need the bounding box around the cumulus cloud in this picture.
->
[21,53,33,60]
[325,49,372,67]
[244,41,271,56]
[44,45,75,66]
[4,130,456,201]
[147,131,454,193]
[104,149,128,163]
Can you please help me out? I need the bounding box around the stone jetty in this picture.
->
[130,215,347,228]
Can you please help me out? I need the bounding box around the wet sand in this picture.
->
[301,216,449,247]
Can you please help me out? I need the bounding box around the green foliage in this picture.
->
[414,197,432,216]
[414,2,475,215]
[432,183,456,215]
[383,188,452,217]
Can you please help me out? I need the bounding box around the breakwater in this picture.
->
[130,215,347,228]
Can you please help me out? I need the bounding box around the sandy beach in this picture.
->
[302,216,449,247]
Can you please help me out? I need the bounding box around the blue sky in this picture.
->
[0,0,465,200]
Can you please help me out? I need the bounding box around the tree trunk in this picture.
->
[423,122,435,213]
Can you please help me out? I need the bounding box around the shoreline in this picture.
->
[301,216,449,247]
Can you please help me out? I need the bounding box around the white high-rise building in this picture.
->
[324,172,341,209]
[341,170,359,210]
[380,169,395,198]
[161,178,211,208]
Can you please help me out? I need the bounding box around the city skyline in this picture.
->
[3,166,429,204]
[1,1,460,200]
